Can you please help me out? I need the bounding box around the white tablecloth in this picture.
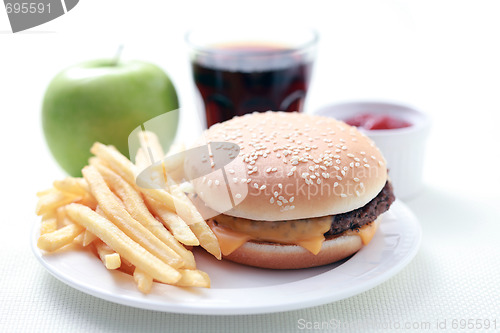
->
[1,1,499,332]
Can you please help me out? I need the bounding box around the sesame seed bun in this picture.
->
[223,218,380,269]
[190,111,388,221]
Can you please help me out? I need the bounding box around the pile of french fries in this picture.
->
[36,132,221,293]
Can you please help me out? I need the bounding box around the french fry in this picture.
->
[55,206,73,227]
[133,267,153,294]
[91,142,138,185]
[73,231,85,246]
[119,257,135,275]
[53,177,88,196]
[40,214,57,235]
[36,188,52,198]
[138,130,165,162]
[136,132,221,260]
[83,230,98,246]
[94,239,121,269]
[175,269,210,288]
[65,203,181,284]
[94,163,197,267]
[92,143,208,235]
[91,142,178,208]
[145,197,199,247]
[169,184,221,260]
[134,147,149,170]
[37,223,84,252]
[82,166,184,269]
[36,189,80,216]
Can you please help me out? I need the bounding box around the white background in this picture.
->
[1,1,499,332]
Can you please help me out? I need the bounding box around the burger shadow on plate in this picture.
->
[192,247,348,289]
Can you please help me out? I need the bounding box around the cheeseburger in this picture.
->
[190,111,395,269]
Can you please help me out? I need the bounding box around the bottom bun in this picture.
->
[223,218,380,269]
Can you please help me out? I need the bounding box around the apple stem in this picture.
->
[112,44,124,66]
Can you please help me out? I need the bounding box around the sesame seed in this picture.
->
[266,167,272,173]
[340,193,347,198]
[354,177,360,182]
[336,175,343,180]
[277,201,283,206]
[211,162,215,167]
[270,197,274,204]
[341,170,346,176]
[355,162,360,167]
[202,177,206,183]
[287,171,293,177]
[291,166,297,172]
[278,183,283,189]
[253,183,259,189]
[355,191,360,197]
[274,191,279,197]
[272,167,277,172]
[246,179,252,183]
[229,169,235,174]
[290,197,295,202]
[360,182,365,189]
[336,159,341,164]
[233,178,238,183]
[364,164,370,168]
[334,182,339,187]
[235,194,242,199]
[379,160,384,166]
[290,205,295,210]
[354,157,360,162]
[317,179,322,184]
[310,175,316,179]
[347,153,355,158]
[207,180,213,186]
[278,196,284,200]
[334,166,340,171]
[215,180,220,186]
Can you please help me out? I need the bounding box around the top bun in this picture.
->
[189,112,388,221]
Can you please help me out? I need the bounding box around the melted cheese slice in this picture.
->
[207,220,251,256]
[344,220,378,245]
[209,216,380,256]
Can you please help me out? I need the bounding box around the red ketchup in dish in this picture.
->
[344,113,412,130]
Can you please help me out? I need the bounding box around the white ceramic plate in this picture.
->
[32,200,421,315]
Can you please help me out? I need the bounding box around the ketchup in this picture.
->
[344,113,411,130]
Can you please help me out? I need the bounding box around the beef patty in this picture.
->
[326,181,395,236]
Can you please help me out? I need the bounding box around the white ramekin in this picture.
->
[314,100,431,200]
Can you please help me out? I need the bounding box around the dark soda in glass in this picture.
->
[191,43,314,127]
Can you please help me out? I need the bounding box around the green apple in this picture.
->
[42,59,179,176]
